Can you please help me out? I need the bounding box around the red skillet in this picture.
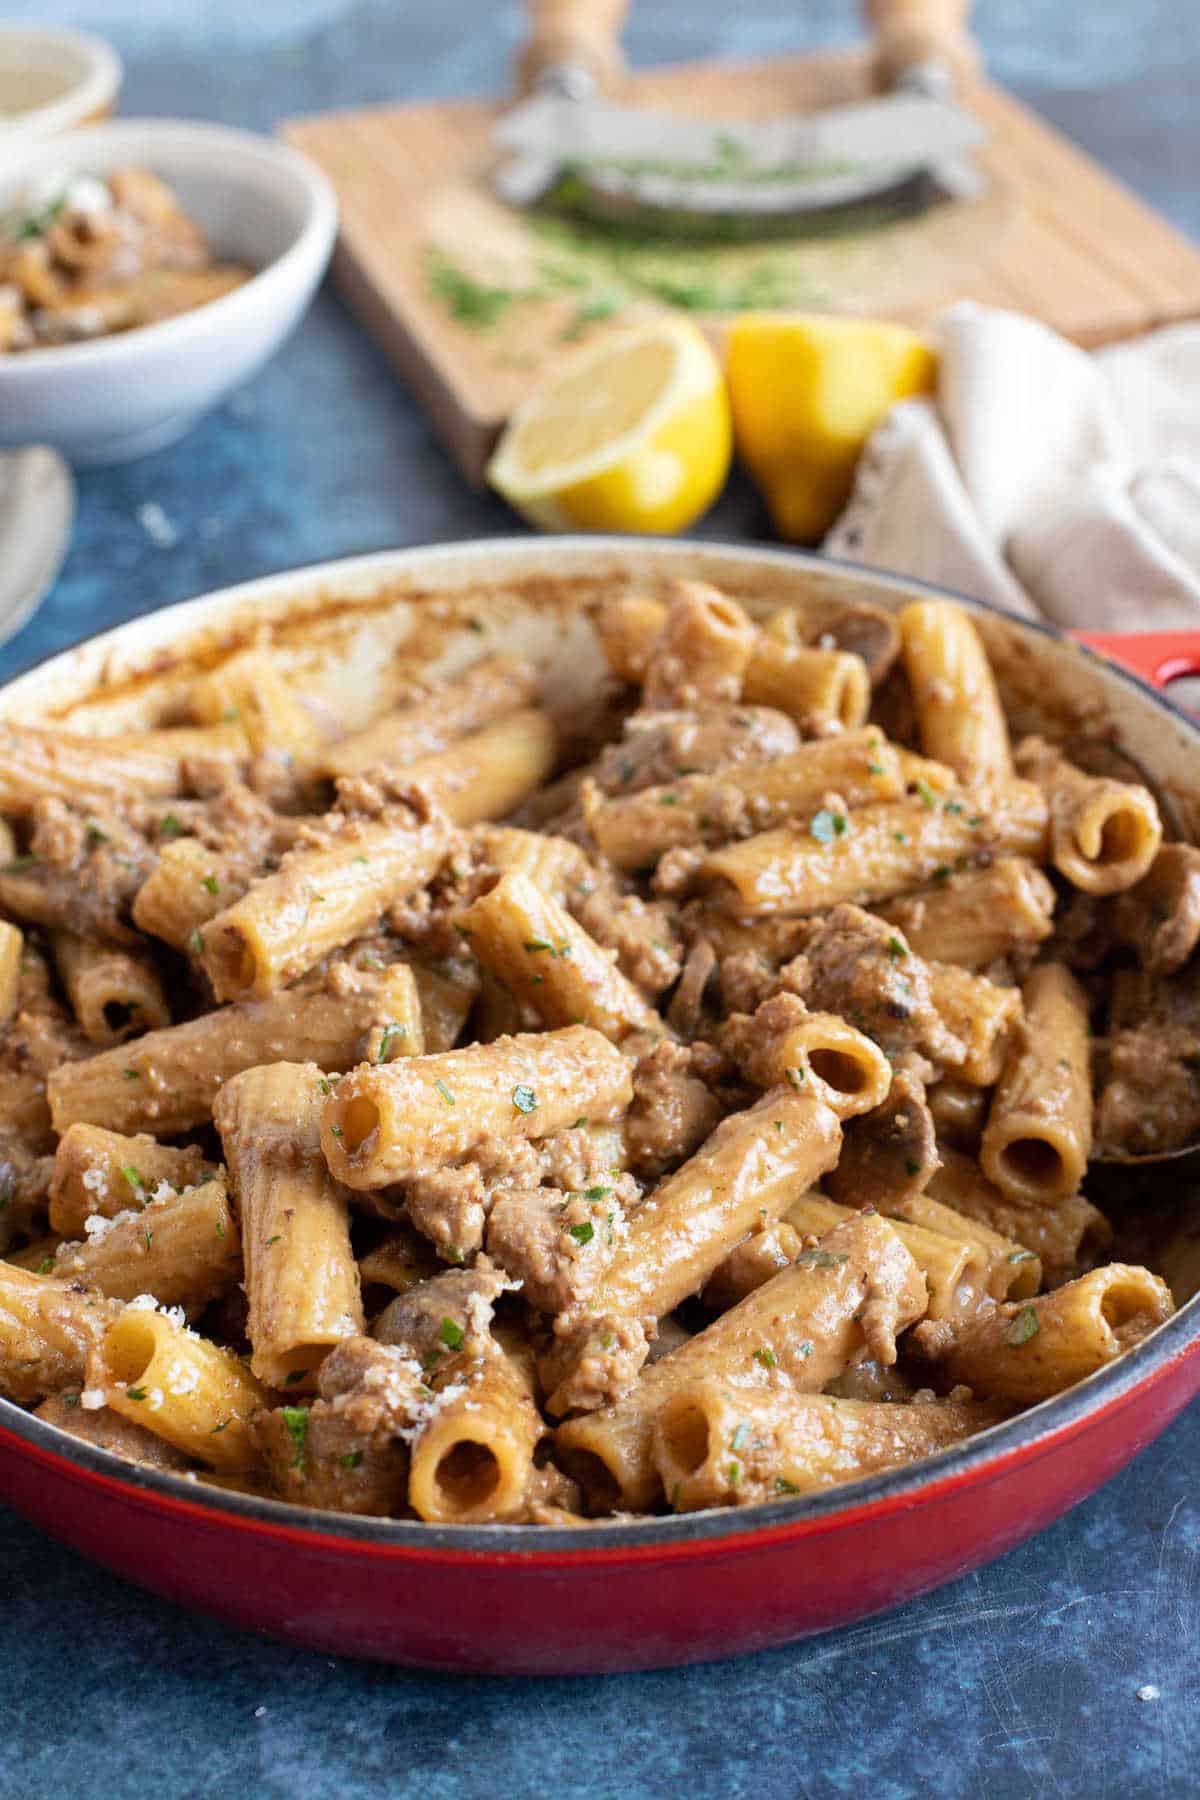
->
[0,544,1198,1675]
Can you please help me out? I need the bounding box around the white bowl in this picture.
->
[0,118,338,465]
[0,24,122,144]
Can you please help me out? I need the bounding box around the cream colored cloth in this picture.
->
[825,303,1200,632]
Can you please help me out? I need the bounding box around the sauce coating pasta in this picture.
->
[0,583,1180,1526]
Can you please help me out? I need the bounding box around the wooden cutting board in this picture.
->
[283,48,1200,485]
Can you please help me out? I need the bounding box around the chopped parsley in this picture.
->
[867,760,885,776]
[524,938,553,953]
[126,1386,148,1402]
[775,1477,802,1495]
[37,1256,53,1274]
[440,1317,465,1351]
[914,779,938,809]
[215,1218,226,1239]
[120,1164,145,1197]
[659,793,679,807]
[726,1461,742,1488]
[435,1079,456,1107]
[160,812,184,837]
[580,1184,611,1201]
[512,1083,538,1114]
[893,831,908,845]
[201,874,220,896]
[1006,1305,1040,1347]
[568,1221,595,1246]
[377,1023,405,1063]
[284,1369,308,1386]
[786,1065,806,1088]
[190,929,204,955]
[280,1405,309,1468]
[571,1116,588,1129]
[887,936,907,962]
[143,1229,153,1251]
[753,1346,777,1368]
[85,820,109,844]
[340,1450,364,1470]
[122,1068,141,1081]
[810,809,848,845]
[265,1234,282,1247]
[905,1159,921,1177]
[932,865,952,885]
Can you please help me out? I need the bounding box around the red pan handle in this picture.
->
[1072,631,1200,691]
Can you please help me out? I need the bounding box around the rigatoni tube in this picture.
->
[407,1338,544,1524]
[699,784,1048,916]
[201,795,452,1001]
[583,730,903,870]
[912,1265,1173,1403]
[402,709,557,827]
[215,1062,364,1389]
[980,962,1092,1204]
[49,1126,211,1237]
[1016,736,1162,897]
[53,1177,240,1311]
[51,930,171,1045]
[321,1025,632,1188]
[655,1383,997,1510]
[48,964,411,1136]
[457,871,658,1044]
[898,599,1012,783]
[876,858,1056,971]
[92,1306,267,1470]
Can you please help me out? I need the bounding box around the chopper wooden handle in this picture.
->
[863,0,981,89]
[517,0,630,94]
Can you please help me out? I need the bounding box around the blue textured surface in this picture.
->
[3,5,1200,1795]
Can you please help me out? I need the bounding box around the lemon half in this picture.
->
[487,317,732,534]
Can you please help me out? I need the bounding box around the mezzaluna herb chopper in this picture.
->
[493,0,988,239]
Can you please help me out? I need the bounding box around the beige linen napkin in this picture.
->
[825,303,1200,633]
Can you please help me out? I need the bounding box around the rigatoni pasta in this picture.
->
[0,579,1180,1532]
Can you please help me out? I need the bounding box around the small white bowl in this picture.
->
[0,24,122,144]
[0,119,338,465]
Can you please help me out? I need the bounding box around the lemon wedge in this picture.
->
[487,317,732,534]
[726,314,937,543]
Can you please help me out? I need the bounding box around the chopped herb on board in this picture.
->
[1006,1306,1040,1347]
